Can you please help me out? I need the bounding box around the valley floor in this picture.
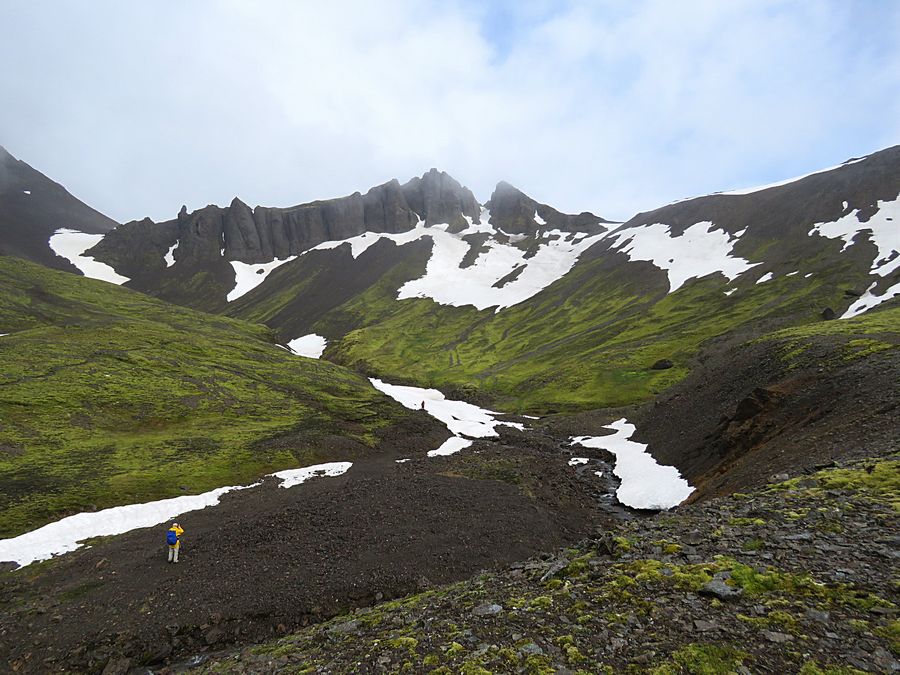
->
[192,455,899,674]
[0,428,623,673]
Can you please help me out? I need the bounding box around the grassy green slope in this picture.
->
[0,257,414,537]
[325,244,872,412]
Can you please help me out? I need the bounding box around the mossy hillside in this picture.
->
[757,304,900,366]
[328,251,860,412]
[0,257,413,537]
[191,457,899,673]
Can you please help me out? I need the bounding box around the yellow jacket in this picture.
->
[168,524,184,547]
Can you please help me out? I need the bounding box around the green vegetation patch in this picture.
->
[0,257,414,536]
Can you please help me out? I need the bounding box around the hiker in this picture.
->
[421,400,426,410]
[166,522,184,563]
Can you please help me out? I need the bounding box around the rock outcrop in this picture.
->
[486,180,611,235]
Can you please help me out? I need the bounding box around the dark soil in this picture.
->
[186,455,900,674]
[0,431,627,674]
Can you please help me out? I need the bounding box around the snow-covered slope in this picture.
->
[302,211,608,312]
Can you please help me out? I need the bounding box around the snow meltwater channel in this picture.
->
[0,463,352,569]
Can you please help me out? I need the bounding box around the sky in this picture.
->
[1,0,898,224]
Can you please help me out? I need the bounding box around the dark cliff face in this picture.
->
[92,169,482,271]
[485,181,611,235]
[0,145,118,271]
[82,169,482,311]
[400,169,482,229]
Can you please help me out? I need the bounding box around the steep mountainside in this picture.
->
[239,147,899,412]
[0,257,440,537]
[0,146,118,271]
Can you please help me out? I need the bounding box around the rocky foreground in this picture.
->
[187,456,898,674]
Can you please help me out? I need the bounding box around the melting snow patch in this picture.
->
[395,458,412,464]
[0,483,255,569]
[428,437,473,457]
[786,270,799,277]
[607,221,760,294]
[286,334,328,359]
[0,334,8,338]
[227,256,297,301]
[572,419,693,510]
[756,272,774,284]
[22,190,31,195]
[533,210,546,226]
[0,461,355,569]
[809,198,900,316]
[164,241,179,267]
[594,471,604,478]
[724,289,737,297]
[307,210,605,312]
[569,457,589,466]
[271,462,352,488]
[48,229,130,285]
[370,378,522,458]
[841,281,900,319]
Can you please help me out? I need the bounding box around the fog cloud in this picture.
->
[1,0,898,223]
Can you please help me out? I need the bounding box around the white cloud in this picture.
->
[0,1,897,224]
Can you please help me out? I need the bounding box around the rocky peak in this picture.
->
[400,169,481,227]
[487,181,609,235]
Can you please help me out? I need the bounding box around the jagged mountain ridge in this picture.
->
[76,168,610,312]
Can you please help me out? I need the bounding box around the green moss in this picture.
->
[651,643,748,674]
[528,595,553,610]
[798,661,868,675]
[0,257,415,536]
[388,636,418,652]
[729,517,766,527]
[875,620,900,655]
[445,642,466,657]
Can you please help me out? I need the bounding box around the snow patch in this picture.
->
[428,437,473,457]
[572,419,694,510]
[164,241,179,267]
[370,378,522,458]
[227,256,297,302]
[568,457,589,466]
[607,221,760,293]
[271,462,352,488]
[395,458,412,464]
[305,209,605,312]
[786,270,799,277]
[809,198,900,316]
[841,280,900,319]
[756,272,774,284]
[0,461,354,569]
[724,289,737,297]
[286,334,327,359]
[22,190,30,195]
[48,229,130,285]
[533,210,546,226]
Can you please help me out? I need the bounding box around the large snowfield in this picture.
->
[306,212,608,312]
